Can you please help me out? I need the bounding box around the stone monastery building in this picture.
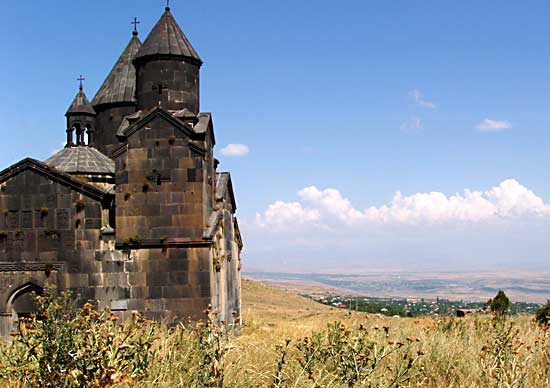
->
[0,5,243,335]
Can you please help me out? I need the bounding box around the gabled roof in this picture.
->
[112,107,206,158]
[116,107,194,139]
[66,88,96,116]
[134,7,202,66]
[203,210,222,240]
[173,108,197,119]
[45,146,115,175]
[202,173,239,241]
[0,158,110,203]
[194,112,211,134]
[216,172,237,212]
[92,35,142,107]
[194,112,215,145]
[115,110,142,136]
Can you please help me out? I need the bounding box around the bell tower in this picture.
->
[65,76,96,147]
[133,5,203,113]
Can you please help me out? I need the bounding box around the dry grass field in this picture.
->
[227,280,550,388]
[1,280,549,387]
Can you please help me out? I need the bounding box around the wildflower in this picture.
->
[69,369,82,381]
[110,372,132,384]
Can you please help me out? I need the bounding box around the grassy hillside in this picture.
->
[236,279,549,387]
[1,280,549,387]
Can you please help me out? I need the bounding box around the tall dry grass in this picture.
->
[0,280,549,387]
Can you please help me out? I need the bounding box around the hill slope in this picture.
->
[232,279,547,388]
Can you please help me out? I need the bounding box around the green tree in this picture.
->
[535,300,550,326]
[486,290,511,319]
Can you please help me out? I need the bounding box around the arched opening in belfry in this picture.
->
[73,123,83,146]
[7,282,43,327]
[85,123,94,146]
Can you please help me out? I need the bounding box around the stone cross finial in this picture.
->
[77,75,85,91]
[132,18,140,31]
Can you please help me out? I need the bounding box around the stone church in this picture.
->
[0,5,242,335]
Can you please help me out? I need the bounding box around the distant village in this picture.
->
[306,293,542,318]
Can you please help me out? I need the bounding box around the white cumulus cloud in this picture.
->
[409,89,436,109]
[245,180,550,272]
[220,144,250,157]
[254,201,320,228]
[254,179,550,228]
[477,119,512,132]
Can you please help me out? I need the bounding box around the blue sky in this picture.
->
[1,1,550,272]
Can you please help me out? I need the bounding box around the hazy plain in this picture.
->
[245,271,550,303]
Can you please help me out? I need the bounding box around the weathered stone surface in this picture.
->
[0,7,242,336]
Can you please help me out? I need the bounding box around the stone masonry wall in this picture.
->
[115,115,210,241]
[95,105,137,157]
[135,60,200,113]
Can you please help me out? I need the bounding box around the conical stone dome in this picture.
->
[66,88,96,117]
[92,35,142,107]
[134,6,202,66]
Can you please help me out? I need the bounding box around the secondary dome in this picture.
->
[45,146,115,175]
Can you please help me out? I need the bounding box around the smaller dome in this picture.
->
[66,89,96,117]
[45,146,114,175]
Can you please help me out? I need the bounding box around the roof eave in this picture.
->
[0,158,111,203]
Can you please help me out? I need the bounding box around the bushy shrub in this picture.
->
[479,320,531,388]
[536,300,550,326]
[486,290,511,319]
[0,285,156,387]
[292,322,423,387]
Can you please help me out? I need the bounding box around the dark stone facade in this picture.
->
[135,60,200,113]
[95,105,138,157]
[0,7,242,335]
